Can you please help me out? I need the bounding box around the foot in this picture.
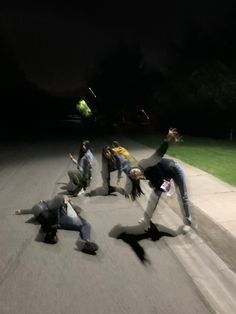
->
[15,209,22,215]
[182,225,191,234]
[81,241,99,255]
[185,215,192,225]
[44,233,58,244]
[87,241,98,251]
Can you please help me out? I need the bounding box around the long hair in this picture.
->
[129,177,144,201]
[102,145,114,160]
[78,140,91,160]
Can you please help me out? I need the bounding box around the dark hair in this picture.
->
[102,145,114,159]
[112,141,120,148]
[129,177,144,201]
[79,140,91,160]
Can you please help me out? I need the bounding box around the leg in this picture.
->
[59,215,91,241]
[67,170,77,192]
[140,189,162,229]
[101,168,117,195]
[79,217,92,241]
[67,170,83,196]
[37,210,58,244]
[101,169,110,194]
[172,163,191,225]
[60,215,98,255]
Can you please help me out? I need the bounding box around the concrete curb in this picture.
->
[135,181,236,314]
[137,175,236,272]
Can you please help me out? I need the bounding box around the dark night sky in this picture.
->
[0,0,235,95]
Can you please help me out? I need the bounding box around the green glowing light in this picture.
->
[76,99,92,117]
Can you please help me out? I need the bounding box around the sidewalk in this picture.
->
[117,136,236,272]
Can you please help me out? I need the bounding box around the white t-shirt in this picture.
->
[67,202,78,219]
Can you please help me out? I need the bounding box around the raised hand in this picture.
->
[166,127,183,143]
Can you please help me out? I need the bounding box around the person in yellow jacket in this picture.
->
[112,141,137,163]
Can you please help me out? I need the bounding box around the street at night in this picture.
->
[1,1,236,313]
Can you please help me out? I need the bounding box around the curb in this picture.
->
[136,180,236,272]
[135,181,236,314]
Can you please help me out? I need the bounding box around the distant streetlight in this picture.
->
[140,108,149,120]
[88,87,96,98]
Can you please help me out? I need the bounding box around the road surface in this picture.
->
[0,131,235,314]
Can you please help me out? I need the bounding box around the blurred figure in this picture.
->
[67,140,95,196]
[112,141,137,163]
[110,128,178,198]
[127,128,192,227]
[101,145,129,194]
[16,194,99,255]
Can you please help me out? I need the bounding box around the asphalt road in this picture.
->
[0,131,229,314]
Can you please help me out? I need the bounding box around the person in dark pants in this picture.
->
[16,194,99,255]
[101,145,128,195]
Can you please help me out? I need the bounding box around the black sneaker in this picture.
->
[185,215,192,225]
[82,241,99,255]
[44,233,58,244]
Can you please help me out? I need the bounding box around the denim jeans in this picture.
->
[143,160,190,225]
[169,161,190,218]
[59,214,91,241]
[143,190,162,226]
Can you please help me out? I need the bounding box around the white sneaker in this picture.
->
[138,217,150,231]
[182,225,191,234]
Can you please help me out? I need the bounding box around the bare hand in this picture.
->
[74,205,82,215]
[63,195,70,204]
[166,127,183,143]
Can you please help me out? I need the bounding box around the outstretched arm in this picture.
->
[138,128,181,171]
[15,208,33,215]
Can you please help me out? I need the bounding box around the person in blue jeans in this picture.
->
[15,194,99,255]
[136,158,192,228]
[126,128,192,227]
